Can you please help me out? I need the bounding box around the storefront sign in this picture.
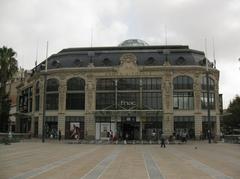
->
[120,100,136,106]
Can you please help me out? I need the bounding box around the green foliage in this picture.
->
[223,95,240,133]
[0,46,18,132]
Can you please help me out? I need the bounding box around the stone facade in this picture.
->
[16,43,221,141]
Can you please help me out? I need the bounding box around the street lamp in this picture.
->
[42,69,47,143]
[42,41,48,143]
[205,58,211,143]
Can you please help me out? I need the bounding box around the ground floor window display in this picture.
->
[95,116,162,141]
[65,116,84,139]
[95,117,116,140]
[142,116,162,141]
[45,116,58,139]
[174,116,195,139]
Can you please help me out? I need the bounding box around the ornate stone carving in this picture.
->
[120,53,137,65]
[118,53,139,74]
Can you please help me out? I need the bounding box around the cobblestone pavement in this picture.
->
[0,140,239,179]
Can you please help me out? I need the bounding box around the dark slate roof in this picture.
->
[35,45,209,71]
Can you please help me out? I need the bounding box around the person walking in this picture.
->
[161,133,166,148]
[58,129,62,141]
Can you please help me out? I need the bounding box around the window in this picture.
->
[117,92,139,109]
[201,76,214,90]
[96,93,115,110]
[96,79,115,90]
[201,76,215,109]
[174,116,195,139]
[144,57,155,65]
[173,92,194,110]
[35,81,40,111]
[201,92,215,109]
[46,79,59,110]
[96,78,162,110]
[143,92,162,109]
[66,77,85,110]
[173,76,193,90]
[96,79,115,110]
[117,78,139,90]
[173,76,194,110]
[102,58,112,66]
[142,78,161,90]
[176,56,186,65]
[18,86,33,113]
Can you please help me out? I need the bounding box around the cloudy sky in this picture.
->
[0,0,239,108]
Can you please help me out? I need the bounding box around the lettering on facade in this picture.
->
[120,100,136,106]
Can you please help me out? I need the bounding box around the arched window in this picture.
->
[173,76,193,90]
[35,81,40,111]
[46,78,59,110]
[201,76,215,109]
[173,76,194,110]
[66,77,85,110]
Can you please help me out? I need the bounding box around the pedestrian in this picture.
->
[110,130,113,141]
[182,131,187,143]
[161,133,166,148]
[58,129,61,141]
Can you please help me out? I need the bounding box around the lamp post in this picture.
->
[206,58,211,143]
[42,41,48,143]
[42,71,47,143]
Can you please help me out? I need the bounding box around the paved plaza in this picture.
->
[0,140,239,179]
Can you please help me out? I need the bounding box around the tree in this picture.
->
[222,95,240,133]
[0,46,18,132]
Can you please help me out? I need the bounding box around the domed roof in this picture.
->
[118,39,149,47]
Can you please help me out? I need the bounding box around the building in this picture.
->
[16,39,221,140]
[4,68,25,133]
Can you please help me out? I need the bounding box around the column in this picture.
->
[162,71,173,137]
[38,76,44,137]
[194,115,202,140]
[194,73,202,140]
[85,76,96,140]
[215,115,220,140]
[38,114,43,137]
[140,119,143,140]
[214,77,220,140]
[163,114,174,136]
[31,116,34,136]
[58,79,66,138]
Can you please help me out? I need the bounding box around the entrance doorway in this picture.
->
[117,117,140,140]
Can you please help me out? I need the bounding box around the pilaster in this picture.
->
[38,114,43,137]
[58,79,67,137]
[162,71,173,136]
[194,114,202,140]
[84,75,96,139]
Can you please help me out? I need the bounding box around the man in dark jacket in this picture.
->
[161,133,166,148]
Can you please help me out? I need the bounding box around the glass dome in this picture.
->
[118,39,149,47]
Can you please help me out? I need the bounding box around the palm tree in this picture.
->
[0,46,18,132]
